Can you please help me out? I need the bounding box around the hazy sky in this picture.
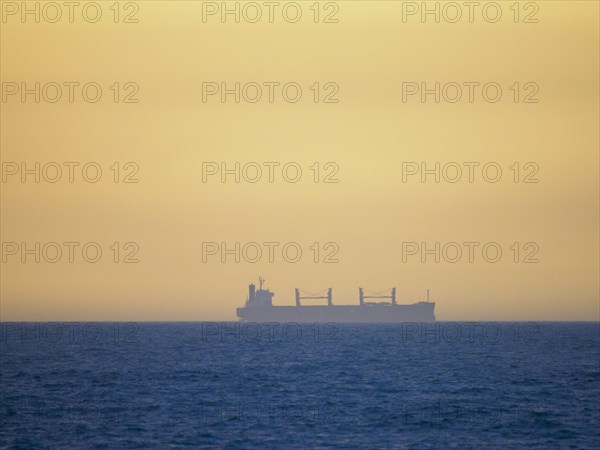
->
[1,1,598,321]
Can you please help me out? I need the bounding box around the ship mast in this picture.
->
[259,277,265,290]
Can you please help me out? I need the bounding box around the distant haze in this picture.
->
[1,2,598,321]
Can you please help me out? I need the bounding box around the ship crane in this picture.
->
[359,287,397,305]
[295,288,333,306]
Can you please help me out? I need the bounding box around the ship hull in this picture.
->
[237,303,435,323]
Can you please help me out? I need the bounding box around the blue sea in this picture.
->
[1,322,599,449]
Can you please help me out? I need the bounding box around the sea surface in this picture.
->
[1,322,599,449]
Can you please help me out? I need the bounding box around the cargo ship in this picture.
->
[236,278,436,323]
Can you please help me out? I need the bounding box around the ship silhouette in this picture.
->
[237,278,436,323]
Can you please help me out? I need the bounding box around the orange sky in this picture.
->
[1,1,598,321]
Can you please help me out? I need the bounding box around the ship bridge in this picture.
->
[246,277,274,306]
